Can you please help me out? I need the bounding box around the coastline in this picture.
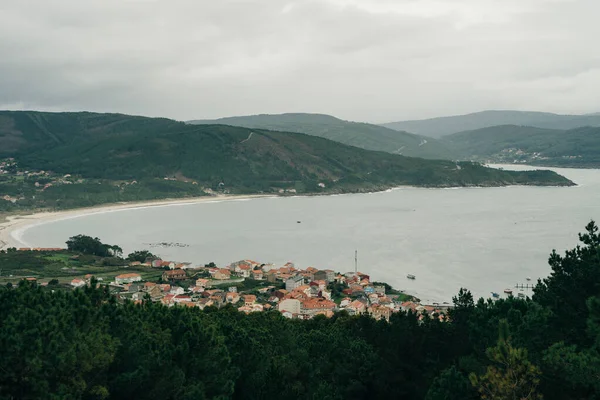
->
[0,164,590,304]
[0,187,455,251]
[0,181,518,251]
[0,194,272,251]
[0,164,577,252]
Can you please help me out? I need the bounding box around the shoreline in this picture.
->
[0,194,272,251]
[0,164,588,305]
[0,164,578,252]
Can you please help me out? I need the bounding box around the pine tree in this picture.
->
[470,320,542,400]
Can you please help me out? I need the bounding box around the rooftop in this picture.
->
[116,273,141,279]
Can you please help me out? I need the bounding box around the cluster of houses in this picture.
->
[495,148,555,164]
[0,159,84,203]
[275,268,448,322]
[0,158,16,175]
[67,258,450,322]
[1,159,22,203]
[2,194,21,203]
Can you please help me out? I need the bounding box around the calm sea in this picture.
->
[18,165,600,303]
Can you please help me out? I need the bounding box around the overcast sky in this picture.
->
[1,0,598,122]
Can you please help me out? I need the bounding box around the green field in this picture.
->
[0,250,163,284]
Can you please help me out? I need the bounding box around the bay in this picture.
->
[18,165,600,303]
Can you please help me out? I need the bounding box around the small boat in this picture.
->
[504,288,513,295]
[297,221,301,224]
[406,274,416,280]
[491,292,500,299]
[526,277,531,281]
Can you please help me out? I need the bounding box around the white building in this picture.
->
[71,278,86,288]
[115,273,142,284]
[169,286,185,295]
[278,298,301,314]
[285,276,304,291]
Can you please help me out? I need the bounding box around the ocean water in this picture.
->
[18,165,600,303]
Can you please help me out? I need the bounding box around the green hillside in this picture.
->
[382,110,600,138]
[443,125,600,167]
[188,113,455,159]
[0,111,182,157]
[0,111,573,213]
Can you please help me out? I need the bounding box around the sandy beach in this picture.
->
[0,194,271,251]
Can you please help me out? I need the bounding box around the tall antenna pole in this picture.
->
[355,250,357,274]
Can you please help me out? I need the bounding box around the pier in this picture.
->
[515,283,535,289]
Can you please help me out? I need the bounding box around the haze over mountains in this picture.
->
[1,111,570,200]
[381,110,600,138]
[189,110,600,167]
[0,107,596,209]
[2,108,598,171]
[189,113,454,160]
[442,125,600,168]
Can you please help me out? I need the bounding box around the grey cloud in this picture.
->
[0,0,598,122]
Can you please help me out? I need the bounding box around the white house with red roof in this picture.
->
[70,278,86,288]
[172,294,192,303]
[347,300,367,315]
[115,273,142,284]
[195,278,211,288]
[340,297,352,308]
[301,298,336,316]
[170,286,185,295]
[251,270,263,280]
[234,264,252,277]
[226,292,240,304]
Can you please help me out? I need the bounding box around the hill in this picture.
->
[0,111,184,157]
[0,111,573,213]
[442,125,600,167]
[381,110,600,138]
[188,113,454,159]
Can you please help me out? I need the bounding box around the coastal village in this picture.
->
[0,158,68,198]
[3,155,451,321]
[0,158,196,207]
[58,256,450,321]
[1,158,125,205]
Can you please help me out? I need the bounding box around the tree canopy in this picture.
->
[66,234,121,258]
[0,221,599,399]
[126,250,156,263]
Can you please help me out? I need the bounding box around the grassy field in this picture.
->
[0,250,164,284]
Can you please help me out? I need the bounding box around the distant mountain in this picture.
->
[442,125,600,167]
[188,113,454,160]
[0,111,573,206]
[382,110,600,138]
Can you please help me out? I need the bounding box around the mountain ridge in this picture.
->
[381,110,600,138]
[188,112,455,160]
[442,124,600,167]
[0,110,573,214]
